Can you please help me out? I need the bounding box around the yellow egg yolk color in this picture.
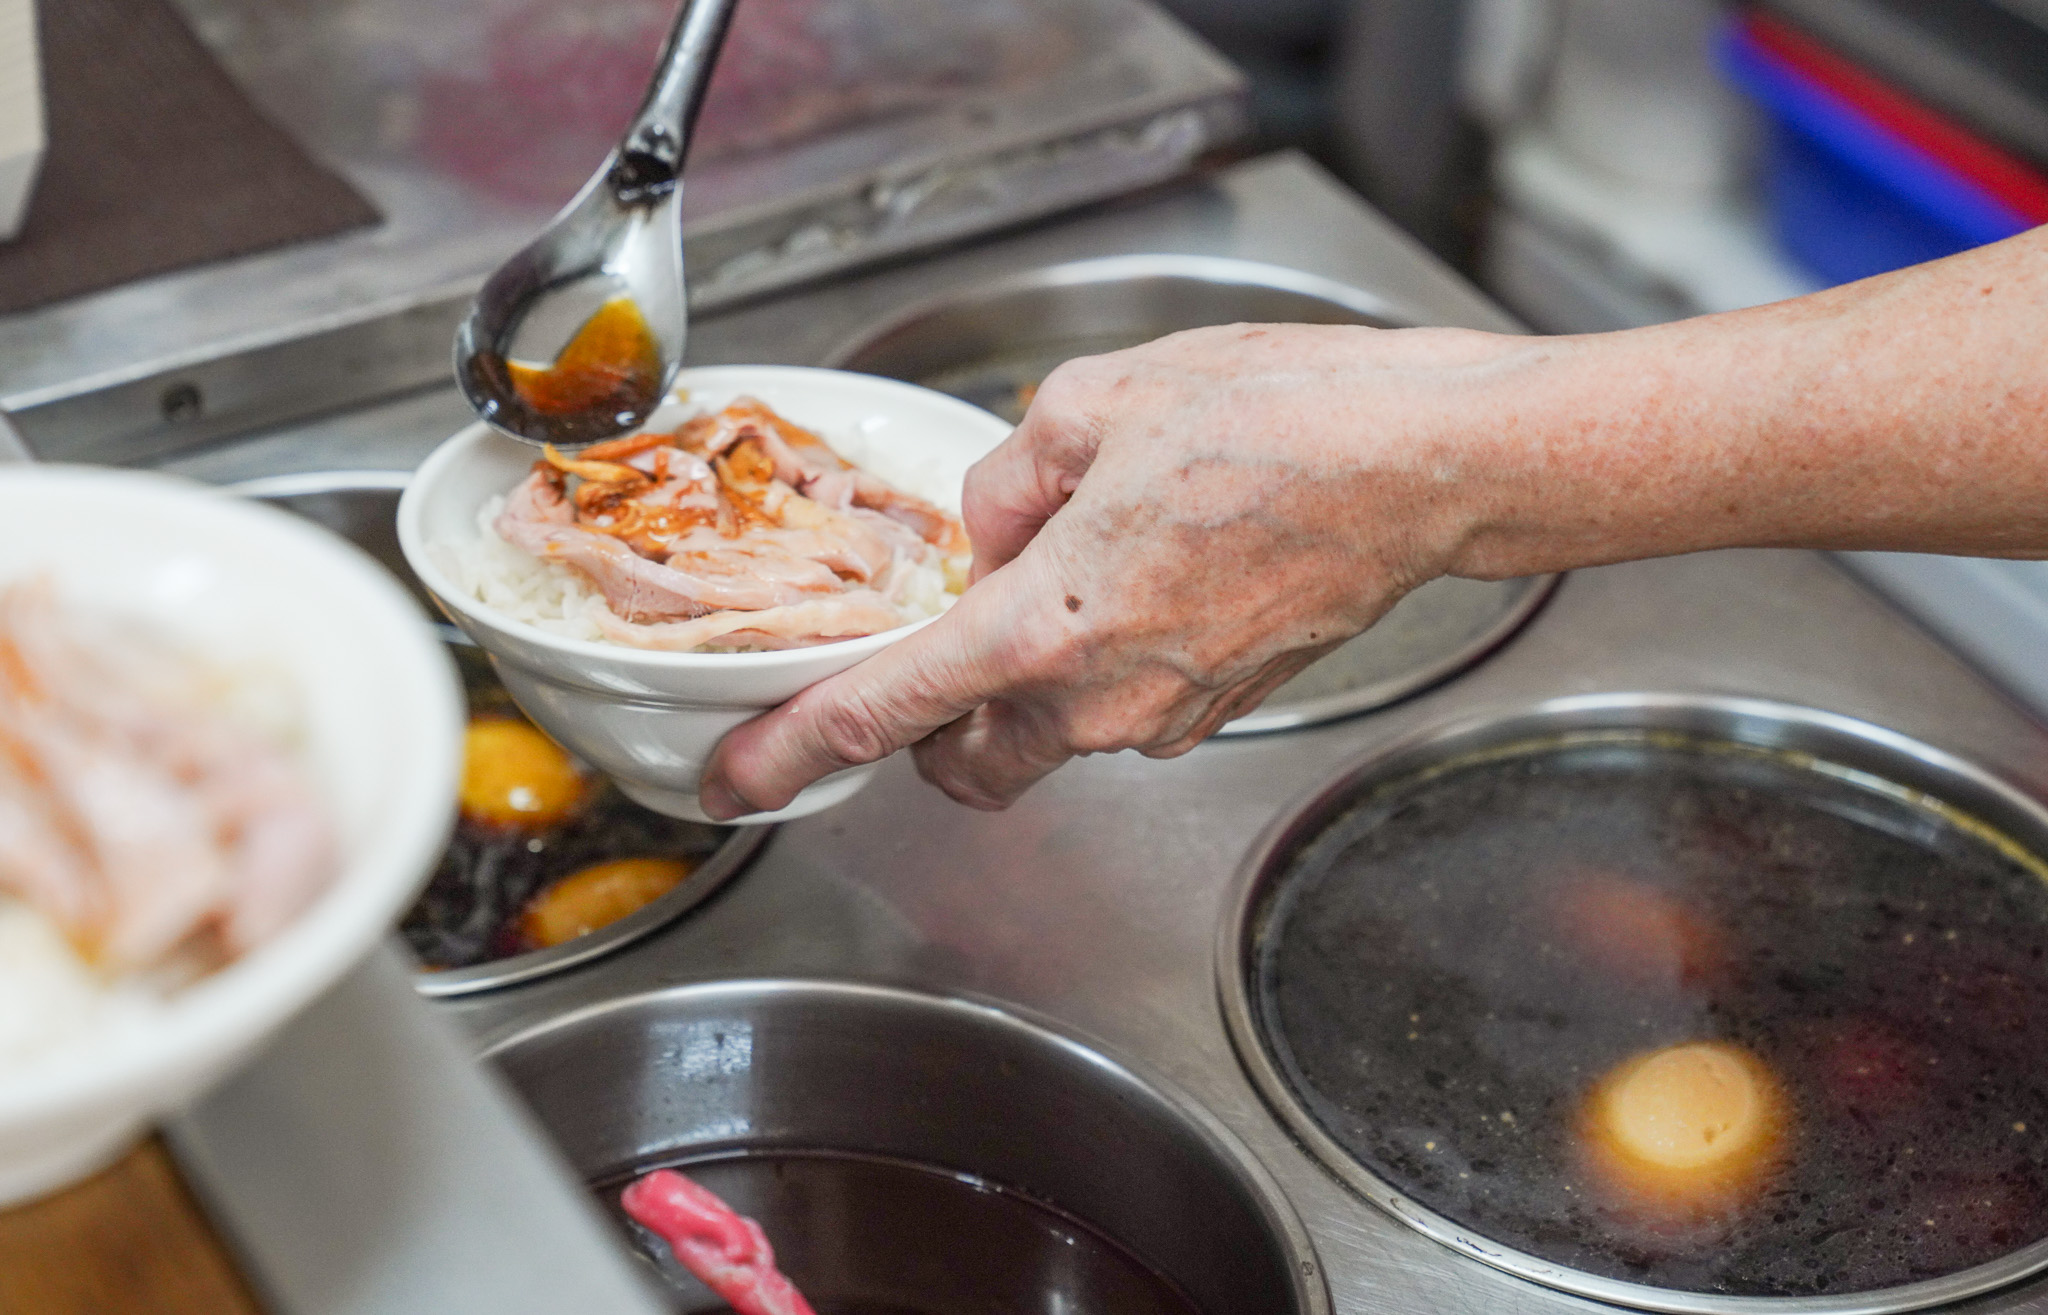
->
[518,857,694,949]
[1604,1043,1768,1169]
[1581,1041,1787,1216]
[459,719,586,829]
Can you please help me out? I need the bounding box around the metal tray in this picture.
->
[3,0,1245,471]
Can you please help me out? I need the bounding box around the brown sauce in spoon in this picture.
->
[508,296,663,420]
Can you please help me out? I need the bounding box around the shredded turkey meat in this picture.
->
[0,581,334,977]
[493,398,970,652]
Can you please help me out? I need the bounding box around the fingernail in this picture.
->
[698,775,748,822]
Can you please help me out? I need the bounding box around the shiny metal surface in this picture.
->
[445,546,2048,1315]
[2,0,1242,467]
[454,0,733,448]
[161,157,2048,1315]
[231,473,771,996]
[1220,575,1557,735]
[1215,693,2048,1315]
[826,252,1418,379]
[228,471,447,626]
[485,979,1331,1315]
[827,253,1559,734]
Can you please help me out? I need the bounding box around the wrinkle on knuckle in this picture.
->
[1139,732,1206,761]
[960,466,994,520]
[920,746,1019,811]
[942,775,1014,811]
[807,693,897,770]
[1063,720,1132,757]
[1058,697,1151,756]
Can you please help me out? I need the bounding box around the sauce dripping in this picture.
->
[500,297,665,444]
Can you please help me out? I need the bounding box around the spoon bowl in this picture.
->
[454,0,736,450]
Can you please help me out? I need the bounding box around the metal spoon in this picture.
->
[454,0,738,449]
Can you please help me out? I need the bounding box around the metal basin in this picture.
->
[828,253,1413,416]
[829,253,1555,734]
[230,473,767,996]
[488,979,1330,1315]
[1220,693,2048,1314]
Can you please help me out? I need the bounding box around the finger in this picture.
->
[698,578,1034,819]
[963,378,1104,583]
[910,698,1075,810]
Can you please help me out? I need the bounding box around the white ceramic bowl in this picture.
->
[397,366,1011,824]
[0,466,463,1205]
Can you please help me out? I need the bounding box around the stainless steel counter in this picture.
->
[2,0,1241,469]
[168,152,2048,1314]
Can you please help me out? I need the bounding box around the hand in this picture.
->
[699,228,2048,821]
[696,322,1528,818]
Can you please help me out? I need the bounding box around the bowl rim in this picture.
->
[396,364,1011,673]
[0,465,463,1121]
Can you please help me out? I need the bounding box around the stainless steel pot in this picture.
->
[1218,692,2048,1315]
[488,978,1332,1314]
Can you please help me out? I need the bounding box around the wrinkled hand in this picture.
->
[698,322,1525,817]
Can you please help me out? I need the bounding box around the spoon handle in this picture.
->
[611,0,740,203]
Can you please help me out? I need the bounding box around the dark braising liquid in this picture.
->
[596,1150,1201,1315]
[401,645,726,968]
[1253,736,2048,1296]
[465,295,666,447]
[507,296,662,421]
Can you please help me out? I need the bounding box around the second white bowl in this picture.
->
[397,365,1012,824]
[0,466,462,1204]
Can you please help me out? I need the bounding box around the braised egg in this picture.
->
[518,857,694,950]
[1549,871,1724,989]
[1580,1041,1786,1216]
[459,718,586,829]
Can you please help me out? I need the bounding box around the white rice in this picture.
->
[438,495,615,644]
[434,424,961,649]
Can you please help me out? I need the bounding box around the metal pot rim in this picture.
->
[1216,575,1560,736]
[484,975,1336,1315]
[1215,691,2048,1315]
[821,251,1427,369]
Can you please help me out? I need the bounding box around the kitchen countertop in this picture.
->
[162,151,2048,1315]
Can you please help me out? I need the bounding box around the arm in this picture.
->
[697,227,2048,819]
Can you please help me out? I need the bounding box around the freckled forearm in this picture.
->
[1444,227,2048,579]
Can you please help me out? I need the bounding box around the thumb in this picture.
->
[697,575,1030,818]
[962,384,1102,583]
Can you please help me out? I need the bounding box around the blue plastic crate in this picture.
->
[1720,24,2033,284]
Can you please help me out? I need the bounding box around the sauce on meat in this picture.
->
[491,397,969,652]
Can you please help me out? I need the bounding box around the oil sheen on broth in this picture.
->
[1251,736,2048,1296]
